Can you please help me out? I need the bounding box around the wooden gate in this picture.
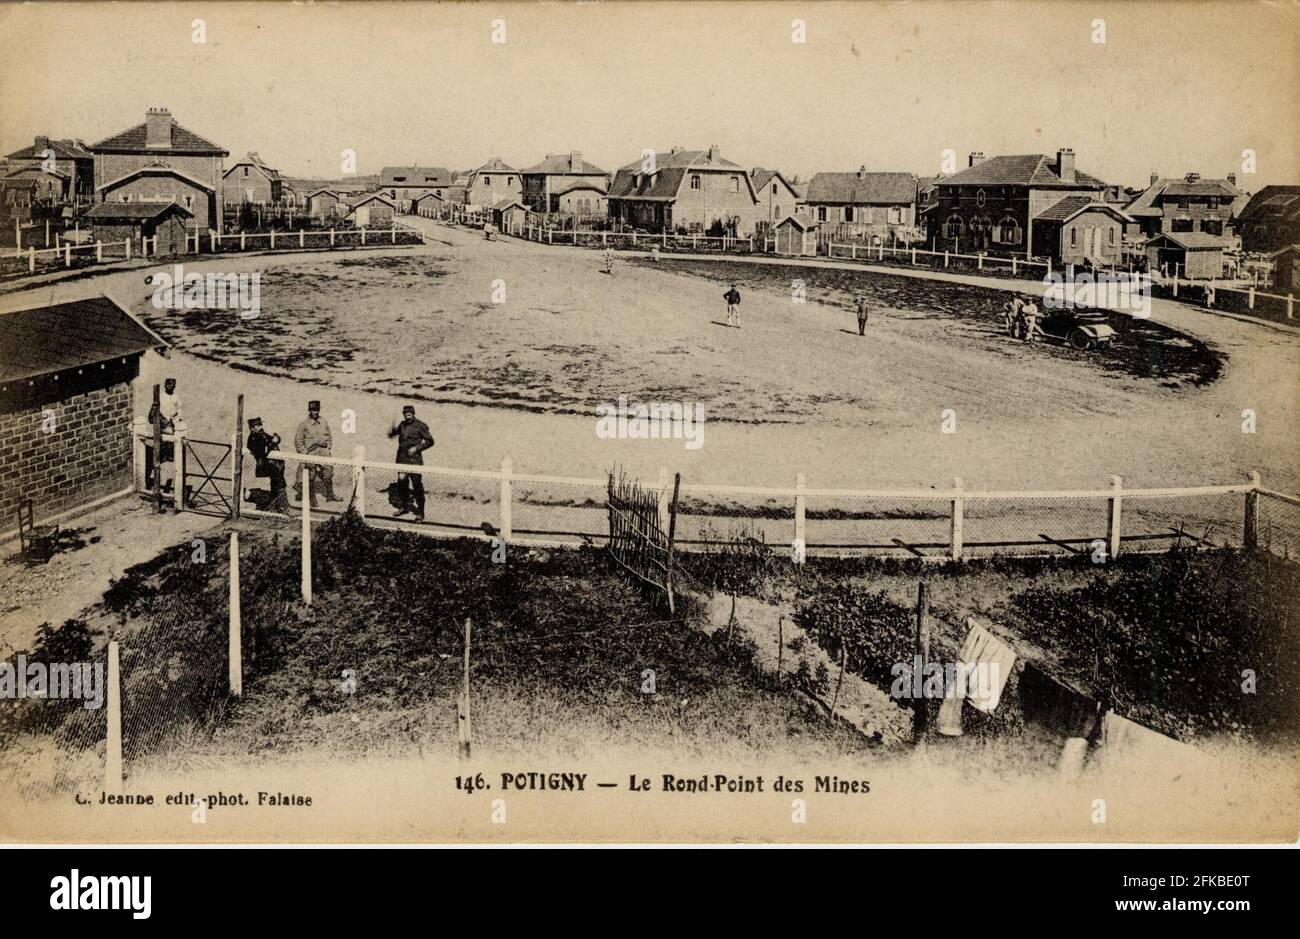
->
[182,437,235,518]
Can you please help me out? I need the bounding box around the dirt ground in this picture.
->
[2,220,1295,500]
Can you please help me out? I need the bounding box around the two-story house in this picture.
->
[1231,185,1300,254]
[803,168,918,242]
[89,108,228,232]
[464,158,521,210]
[606,146,759,236]
[749,168,803,236]
[380,165,456,209]
[1123,172,1247,239]
[923,149,1123,263]
[3,136,95,206]
[519,152,609,214]
[223,152,283,207]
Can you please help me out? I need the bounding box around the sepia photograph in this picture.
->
[0,0,1297,863]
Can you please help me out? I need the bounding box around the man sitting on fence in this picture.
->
[387,405,434,521]
[246,417,288,513]
[293,400,339,507]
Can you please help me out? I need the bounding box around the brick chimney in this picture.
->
[968,152,985,168]
[145,108,173,148]
[569,151,582,171]
[34,135,50,152]
[1227,172,1237,187]
[707,144,719,162]
[1056,148,1076,184]
[1185,171,1200,183]
[1150,172,1159,186]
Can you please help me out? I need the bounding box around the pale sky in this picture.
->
[1,0,1297,190]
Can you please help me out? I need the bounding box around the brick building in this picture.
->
[606,146,759,235]
[223,152,283,207]
[749,168,803,237]
[380,166,455,208]
[1123,172,1247,239]
[344,192,396,227]
[0,296,167,528]
[89,108,228,232]
[923,150,1110,259]
[1236,186,1300,254]
[803,168,918,241]
[3,136,95,206]
[519,152,609,213]
[465,158,521,210]
[84,202,193,256]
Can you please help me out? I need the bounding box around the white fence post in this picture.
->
[240,232,246,251]
[1244,469,1260,550]
[911,246,917,265]
[105,640,122,794]
[210,231,216,252]
[229,531,242,696]
[173,419,186,511]
[300,229,305,248]
[1288,294,1294,320]
[950,477,965,560]
[499,457,513,542]
[64,243,71,267]
[125,238,132,260]
[353,444,366,517]
[96,241,103,263]
[794,472,807,564]
[1248,286,1255,310]
[301,467,312,605]
[944,250,949,268]
[330,228,336,246]
[27,246,34,273]
[361,228,367,245]
[1107,474,1123,560]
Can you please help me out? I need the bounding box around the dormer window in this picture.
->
[690,174,701,190]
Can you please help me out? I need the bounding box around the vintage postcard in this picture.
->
[0,0,1297,846]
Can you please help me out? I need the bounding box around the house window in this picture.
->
[1203,218,1223,236]
[772,183,778,195]
[484,175,491,186]
[888,206,902,224]
[1071,227,1078,247]
[508,177,514,185]
[1178,196,1189,210]
[817,206,827,222]
[1172,217,1193,232]
[394,176,406,182]
[943,214,964,239]
[185,195,192,208]
[690,175,701,190]
[844,206,855,223]
[243,167,249,177]
[995,217,1022,245]
[730,176,739,192]
[1108,227,1115,246]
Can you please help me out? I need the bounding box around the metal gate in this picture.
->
[182,437,235,518]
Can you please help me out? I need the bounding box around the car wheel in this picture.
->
[1068,329,1091,351]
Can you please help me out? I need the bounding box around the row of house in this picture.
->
[7,107,1300,278]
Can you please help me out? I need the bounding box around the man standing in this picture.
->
[1021,301,1040,342]
[855,296,870,336]
[1004,298,1023,337]
[388,405,434,520]
[724,283,741,327]
[246,417,288,513]
[159,377,182,430]
[604,247,616,276]
[293,400,338,506]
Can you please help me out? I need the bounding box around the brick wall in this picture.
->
[0,366,136,528]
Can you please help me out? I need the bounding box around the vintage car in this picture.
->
[1037,309,1117,350]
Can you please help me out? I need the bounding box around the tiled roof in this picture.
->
[519,154,607,176]
[1237,186,1300,223]
[1147,231,1231,250]
[608,149,750,201]
[226,153,281,181]
[98,162,215,194]
[381,166,455,187]
[552,181,607,196]
[935,154,1105,189]
[1125,177,1243,217]
[90,117,226,155]
[776,211,817,230]
[6,138,93,160]
[0,296,167,383]
[5,166,69,181]
[805,171,917,205]
[85,202,194,221]
[412,190,444,202]
[1033,196,1134,224]
[346,192,396,208]
[492,197,527,211]
[469,157,518,176]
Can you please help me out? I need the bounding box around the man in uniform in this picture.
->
[293,400,338,506]
[724,283,741,327]
[387,405,434,520]
[1004,298,1023,337]
[855,296,870,336]
[246,417,288,513]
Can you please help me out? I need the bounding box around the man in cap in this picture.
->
[293,400,338,506]
[246,417,288,512]
[855,296,870,336]
[387,405,434,520]
[724,283,741,327]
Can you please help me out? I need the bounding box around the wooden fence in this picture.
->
[606,471,680,611]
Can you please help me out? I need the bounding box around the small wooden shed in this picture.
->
[773,212,819,256]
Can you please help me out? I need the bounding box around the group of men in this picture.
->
[1003,297,1042,341]
[245,401,434,520]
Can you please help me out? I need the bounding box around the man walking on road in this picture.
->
[724,283,741,327]
[293,399,338,507]
[388,405,434,520]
